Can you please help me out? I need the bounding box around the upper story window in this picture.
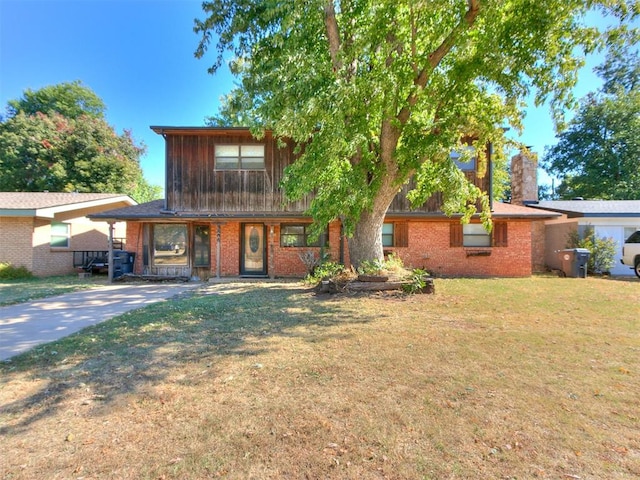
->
[450,146,476,171]
[50,221,70,248]
[215,144,265,170]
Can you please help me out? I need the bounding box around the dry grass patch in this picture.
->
[0,276,638,479]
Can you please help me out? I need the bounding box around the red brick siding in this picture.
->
[124,218,533,278]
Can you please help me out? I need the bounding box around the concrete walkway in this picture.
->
[0,283,201,361]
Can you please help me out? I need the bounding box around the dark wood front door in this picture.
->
[241,223,267,276]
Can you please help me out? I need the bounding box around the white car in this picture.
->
[621,230,640,278]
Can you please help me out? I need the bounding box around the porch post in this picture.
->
[268,224,275,279]
[107,221,114,283]
[216,224,221,279]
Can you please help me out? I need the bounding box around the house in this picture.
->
[90,126,558,280]
[528,200,640,276]
[0,192,136,276]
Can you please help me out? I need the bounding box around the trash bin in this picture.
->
[112,250,136,278]
[558,248,590,278]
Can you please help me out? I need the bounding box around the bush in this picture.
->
[304,261,345,284]
[566,227,617,274]
[0,262,34,279]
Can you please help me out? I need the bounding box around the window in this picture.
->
[280,224,328,247]
[450,222,508,247]
[153,224,188,266]
[463,223,491,247]
[215,144,265,170]
[194,225,210,267]
[382,223,394,247]
[382,222,409,247]
[50,222,70,248]
[450,146,477,171]
[624,228,640,243]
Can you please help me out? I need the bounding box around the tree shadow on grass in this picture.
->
[0,282,371,436]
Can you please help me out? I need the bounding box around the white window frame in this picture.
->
[463,223,491,247]
[50,221,71,248]
[215,144,265,170]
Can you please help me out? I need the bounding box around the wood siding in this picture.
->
[164,132,489,215]
[165,133,312,213]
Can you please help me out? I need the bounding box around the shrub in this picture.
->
[304,261,345,284]
[402,268,430,294]
[0,262,34,279]
[566,227,617,274]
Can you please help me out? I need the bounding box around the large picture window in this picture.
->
[215,144,265,170]
[153,224,188,266]
[280,224,328,247]
[50,221,70,248]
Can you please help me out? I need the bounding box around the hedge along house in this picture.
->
[90,127,558,280]
[0,192,136,276]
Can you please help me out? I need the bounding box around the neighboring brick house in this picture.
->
[0,192,136,276]
[91,127,557,280]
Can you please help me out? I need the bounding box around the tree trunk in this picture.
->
[347,209,386,269]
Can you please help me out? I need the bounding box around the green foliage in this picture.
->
[543,46,640,200]
[304,261,345,284]
[402,268,430,294]
[0,83,158,198]
[0,263,33,280]
[6,80,106,120]
[566,227,618,274]
[195,1,638,265]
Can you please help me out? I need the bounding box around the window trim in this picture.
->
[214,144,265,170]
[280,224,328,248]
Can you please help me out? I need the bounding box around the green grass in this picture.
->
[0,274,107,306]
[1,276,638,480]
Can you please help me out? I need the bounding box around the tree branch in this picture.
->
[324,1,342,72]
[397,0,481,125]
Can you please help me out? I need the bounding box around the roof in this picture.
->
[151,126,272,137]
[0,192,137,219]
[89,199,560,222]
[528,200,640,218]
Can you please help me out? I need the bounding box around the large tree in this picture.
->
[543,47,640,200]
[195,0,638,267]
[0,82,162,203]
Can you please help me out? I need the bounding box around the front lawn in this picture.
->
[0,275,107,306]
[0,276,638,479]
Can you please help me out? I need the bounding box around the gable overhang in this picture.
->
[0,195,137,219]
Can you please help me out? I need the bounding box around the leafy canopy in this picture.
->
[0,83,161,203]
[6,80,106,120]
[195,1,638,264]
[543,45,640,200]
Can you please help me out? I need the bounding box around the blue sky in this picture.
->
[0,0,612,191]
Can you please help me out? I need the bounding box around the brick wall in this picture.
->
[0,216,34,270]
[383,220,532,277]
[123,218,535,279]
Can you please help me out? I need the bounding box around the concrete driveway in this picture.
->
[0,283,201,361]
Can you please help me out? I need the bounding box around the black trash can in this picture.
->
[112,250,136,278]
[558,248,590,278]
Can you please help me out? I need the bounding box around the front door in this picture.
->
[241,223,267,276]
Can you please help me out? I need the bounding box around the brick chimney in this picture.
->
[510,150,538,205]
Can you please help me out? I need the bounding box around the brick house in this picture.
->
[91,127,557,279]
[0,192,136,276]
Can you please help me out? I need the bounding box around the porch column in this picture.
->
[107,221,115,283]
[215,224,221,279]
[266,222,277,279]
